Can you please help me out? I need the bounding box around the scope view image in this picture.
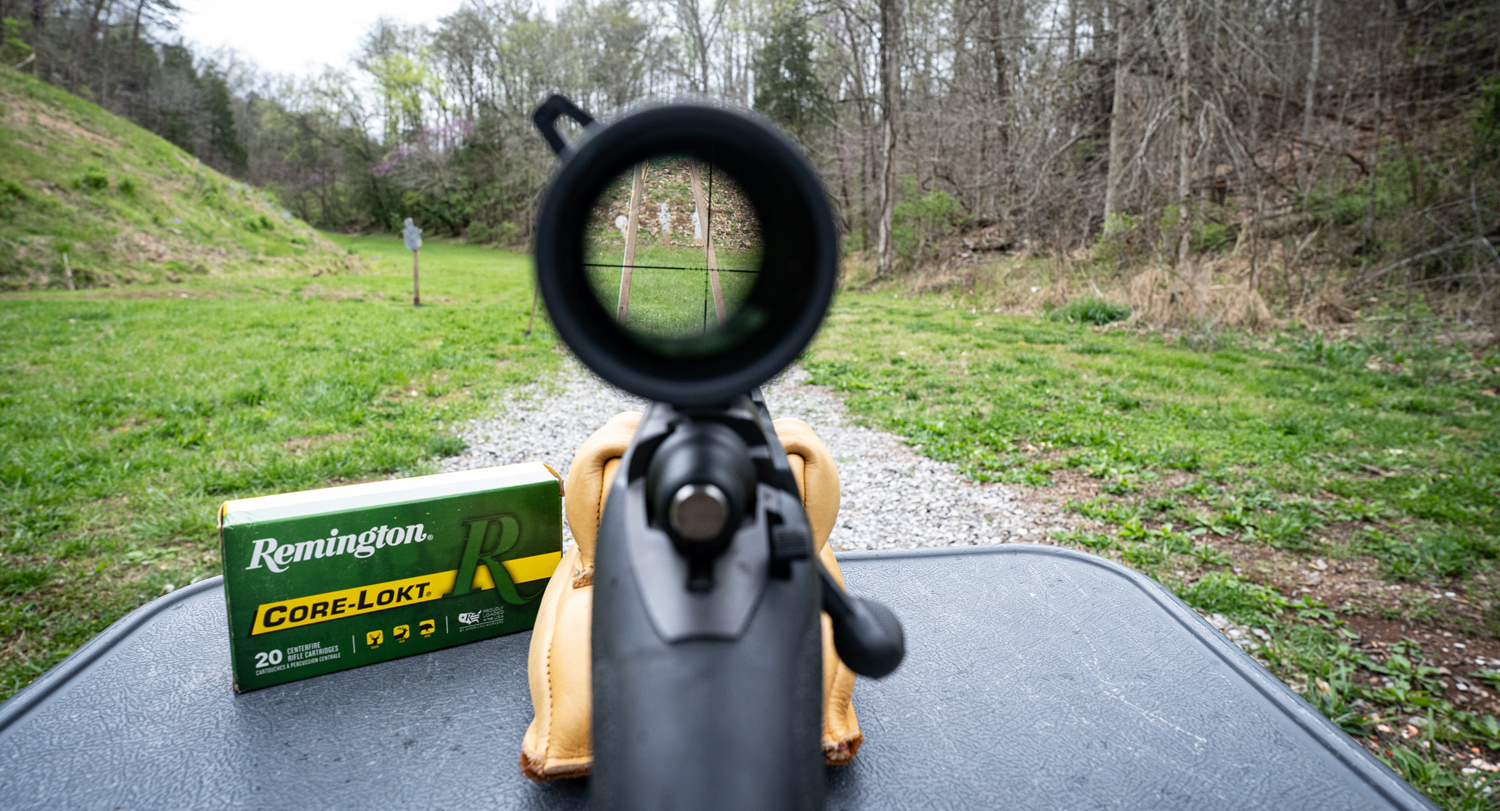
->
[583,157,762,340]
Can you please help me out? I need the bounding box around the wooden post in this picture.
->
[525,281,539,337]
[401,218,423,306]
[689,162,726,323]
[617,163,645,322]
[63,253,75,290]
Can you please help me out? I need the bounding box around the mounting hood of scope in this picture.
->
[531,95,839,407]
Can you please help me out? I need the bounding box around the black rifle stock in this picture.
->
[591,393,824,810]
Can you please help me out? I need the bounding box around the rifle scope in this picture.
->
[531,95,839,405]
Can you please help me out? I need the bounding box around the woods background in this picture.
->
[4,0,1499,327]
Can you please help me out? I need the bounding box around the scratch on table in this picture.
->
[1102,687,1209,747]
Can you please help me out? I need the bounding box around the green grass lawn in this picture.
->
[585,261,757,338]
[0,235,556,698]
[805,291,1500,809]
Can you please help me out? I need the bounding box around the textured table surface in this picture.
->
[0,545,1434,810]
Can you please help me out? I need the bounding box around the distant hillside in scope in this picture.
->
[587,158,763,269]
[0,68,355,291]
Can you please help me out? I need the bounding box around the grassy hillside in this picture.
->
[0,67,354,290]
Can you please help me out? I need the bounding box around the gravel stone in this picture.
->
[442,361,1064,552]
[1204,612,1268,654]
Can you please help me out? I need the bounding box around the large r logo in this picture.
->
[447,515,541,605]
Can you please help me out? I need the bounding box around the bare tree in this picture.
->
[875,0,902,276]
[672,0,730,93]
[1102,0,1135,228]
[1174,0,1191,269]
[1297,0,1321,191]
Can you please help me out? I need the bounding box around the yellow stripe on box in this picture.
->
[249,551,562,636]
[498,550,564,584]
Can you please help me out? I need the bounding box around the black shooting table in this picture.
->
[0,545,1435,810]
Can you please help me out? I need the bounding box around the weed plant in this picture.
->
[1047,296,1131,326]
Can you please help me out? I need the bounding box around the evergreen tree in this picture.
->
[752,5,826,140]
[153,43,199,153]
[1,17,32,65]
[201,70,247,175]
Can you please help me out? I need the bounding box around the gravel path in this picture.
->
[442,362,1071,552]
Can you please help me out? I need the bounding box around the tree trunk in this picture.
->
[1365,3,1387,247]
[876,0,902,276]
[698,33,711,94]
[989,0,1009,153]
[130,0,146,48]
[75,0,111,92]
[676,0,716,94]
[1102,0,1134,230]
[840,6,874,252]
[1297,0,1322,190]
[1066,0,1077,65]
[1175,0,1192,270]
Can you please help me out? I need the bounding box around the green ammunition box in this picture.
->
[219,464,563,692]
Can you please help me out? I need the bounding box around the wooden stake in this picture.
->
[617,163,645,322]
[63,252,75,290]
[413,250,421,306]
[525,280,539,337]
[689,162,726,323]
